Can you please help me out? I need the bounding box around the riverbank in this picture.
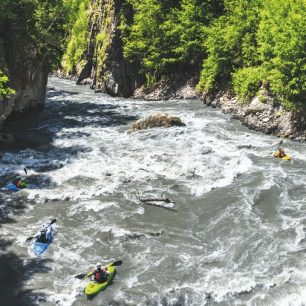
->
[133,77,306,141]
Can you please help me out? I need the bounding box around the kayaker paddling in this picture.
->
[26,219,56,255]
[87,262,109,283]
[274,147,286,158]
[272,140,291,160]
[12,177,27,189]
[35,224,51,243]
[75,260,122,297]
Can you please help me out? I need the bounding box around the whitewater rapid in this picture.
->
[1,77,306,305]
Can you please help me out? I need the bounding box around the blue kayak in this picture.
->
[34,227,53,256]
[1,183,36,192]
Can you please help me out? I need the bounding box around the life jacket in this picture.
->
[94,269,107,282]
[20,181,27,188]
[39,230,48,242]
[13,178,21,187]
[14,179,27,188]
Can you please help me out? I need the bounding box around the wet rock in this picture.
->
[77,77,92,86]
[133,74,198,100]
[148,230,163,237]
[245,96,270,115]
[237,144,254,149]
[129,113,186,131]
[202,90,306,141]
[201,148,213,155]
[0,38,47,129]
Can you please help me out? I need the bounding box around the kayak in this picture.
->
[273,153,291,161]
[33,226,53,256]
[1,183,36,192]
[84,263,116,298]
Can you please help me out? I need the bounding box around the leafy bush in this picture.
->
[197,0,262,93]
[0,70,15,99]
[258,0,306,106]
[62,0,90,74]
[121,0,222,84]
[232,66,265,102]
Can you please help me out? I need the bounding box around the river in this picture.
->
[1,77,306,306]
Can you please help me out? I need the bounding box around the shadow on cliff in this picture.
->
[0,194,51,306]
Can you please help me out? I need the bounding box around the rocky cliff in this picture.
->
[73,0,141,97]
[0,30,48,131]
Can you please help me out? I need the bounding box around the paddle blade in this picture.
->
[49,219,57,225]
[24,168,27,175]
[110,260,123,267]
[75,273,86,279]
[278,140,283,148]
[26,237,34,243]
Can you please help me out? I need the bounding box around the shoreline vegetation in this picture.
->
[0,0,305,139]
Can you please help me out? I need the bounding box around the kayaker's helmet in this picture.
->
[96,262,102,269]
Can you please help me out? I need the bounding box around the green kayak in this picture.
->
[84,263,116,298]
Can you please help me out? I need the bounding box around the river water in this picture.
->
[1,77,306,306]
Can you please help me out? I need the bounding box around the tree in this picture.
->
[258,0,306,106]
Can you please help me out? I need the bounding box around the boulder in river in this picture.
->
[129,113,186,131]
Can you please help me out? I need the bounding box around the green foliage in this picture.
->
[121,0,222,84]
[172,0,223,63]
[1,0,304,108]
[0,70,15,99]
[197,0,262,92]
[258,0,306,106]
[232,66,265,102]
[0,0,68,67]
[121,0,176,79]
[62,0,90,73]
[197,0,306,107]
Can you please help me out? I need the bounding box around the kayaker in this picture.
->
[12,177,27,189]
[274,148,286,158]
[87,263,109,283]
[34,225,51,243]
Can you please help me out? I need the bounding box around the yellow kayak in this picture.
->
[84,263,116,297]
[273,152,291,160]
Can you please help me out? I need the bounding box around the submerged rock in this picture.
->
[129,113,186,131]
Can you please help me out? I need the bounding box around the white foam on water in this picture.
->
[14,100,256,203]
[67,200,118,216]
[3,77,306,306]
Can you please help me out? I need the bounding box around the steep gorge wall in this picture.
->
[74,0,142,97]
[0,30,48,130]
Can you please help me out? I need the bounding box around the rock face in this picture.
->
[132,74,306,140]
[76,0,142,97]
[203,89,306,140]
[133,74,199,101]
[130,113,186,131]
[0,30,47,130]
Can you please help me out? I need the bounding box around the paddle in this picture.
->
[75,260,123,279]
[24,168,28,176]
[26,219,57,242]
[277,139,283,149]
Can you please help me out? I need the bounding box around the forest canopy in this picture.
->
[0,0,305,106]
[119,0,306,107]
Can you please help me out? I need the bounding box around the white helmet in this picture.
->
[96,262,102,268]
